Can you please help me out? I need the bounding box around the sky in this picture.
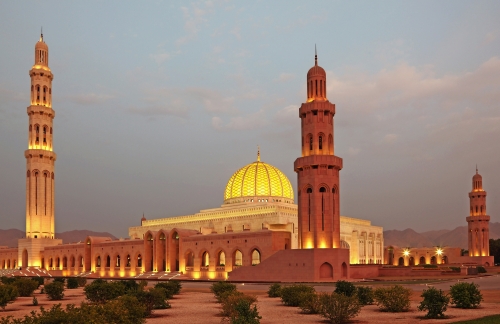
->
[1,1,499,238]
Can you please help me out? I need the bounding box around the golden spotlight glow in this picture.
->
[403,249,410,257]
[436,248,443,256]
[224,159,294,201]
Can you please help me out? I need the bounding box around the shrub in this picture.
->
[220,291,257,318]
[417,287,449,318]
[477,266,486,273]
[334,280,356,297]
[32,276,45,287]
[230,297,261,324]
[53,277,66,284]
[449,282,483,309]
[84,280,126,304]
[267,283,281,298]
[67,278,79,289]
[318,292,361,324]
[32,296,38,306]
[210,281,237,303]
[0,285,18,310]
[450,267,461,272]
[374,285,411,312]
[356,286,374,305]
[422,264,438,269]
[154,281,182,297]
[13,278,39,297]
[280,285,315,307]
[120,280,140,292]
[128,288,171,317]
[0,277,17,285]
[298,291,322,314]
[45,281,65,300]
[77,277,87,287]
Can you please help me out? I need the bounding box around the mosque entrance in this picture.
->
[22,249,28,269]
[170,231,179,271]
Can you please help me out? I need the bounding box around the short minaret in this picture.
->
[294,49,343,249]
[19,32,61,268]
[466,167,490,257]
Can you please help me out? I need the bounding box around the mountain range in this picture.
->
[0,229,117,248]
[2,223,500,250]
[384,222,500,249]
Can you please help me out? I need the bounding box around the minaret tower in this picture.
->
[294,49,343,249]
[466,167,490,257]
[19,32,61,268]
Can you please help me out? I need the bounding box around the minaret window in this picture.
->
[309,135,313,151]
[315,80,318,96]
[307,187,312,232]
[319,136,323,150]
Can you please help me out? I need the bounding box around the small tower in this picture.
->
[466,167,490,257]
[19,32,61,268]
[294,49,342,249]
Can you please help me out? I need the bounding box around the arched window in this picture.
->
[319,136,323,150]
[419,256,426,265]
[126,255,131,267]
[70,256,75,267]
[398,257,404,266]
[234,250,243,266]
[307,187,313,232]
[309,135,313,151]
[63,256,67,268]
[202,251,209,267]
[476,206,478,213]
[218,251,226,266]
[251,249,261,265]
[116,255,121,267]
[185,251,194,267]
[137,254,142,267]
[96,256,101,267]
[106,255,111,268]
[56,257,60,268]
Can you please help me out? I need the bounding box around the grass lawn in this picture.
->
[452,314,500,323]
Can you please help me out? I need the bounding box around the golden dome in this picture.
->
[224,153,294,203]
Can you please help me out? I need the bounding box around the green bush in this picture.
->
[77,277,87,287]
[449,282,483,309]
[334,280,356,297]
[0,296,148,324]
[13,278,39,297]
[417,287,450,318]
[318,292,361,324]
[128,288,170,317]
[477,266,486,273]
[119,280,140,292]
[53,277,66,284]
[422,264,438,269]
[67,278,79,289]
[220,291,257,318]
[84,280,126,304]
[280,284,315,307]
[45,281,65,300]
[298,291,322,314]
[154,281,182,297]
[0,285,18,310]
[450,267,461,272]
[0,277,17,285]
[374,285,411,312]
[267,283,281,298]
[356,286,374,305]
[230,297,261,324]
[32,296,38,306]
[32,276,45,287]
[210,281,237,303]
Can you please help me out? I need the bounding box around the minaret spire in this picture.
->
[40,27,43,42]
[257,145,260,162]
[314,44,317,66]
[476,164,478,174]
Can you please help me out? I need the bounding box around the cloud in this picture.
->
[66,93,115,105]
[276,73,295,82]
[230,26,241,40]
[483,31,496,45]
[176,2,214,45]
[212,109,268,131]
[150,51,171,64]
[274,105,299,125]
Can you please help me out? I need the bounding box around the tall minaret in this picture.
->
[466,167,490,257]
[19,32,61,269]
[294,49,343,249]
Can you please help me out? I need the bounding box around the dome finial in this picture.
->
[40,27,43,42]
[315,44,317,66]
[257,145,260,162]
[476,164,478,174]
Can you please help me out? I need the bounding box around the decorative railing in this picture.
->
[185,266,194,271]
[215,266,225,271]
[200,266,209,271]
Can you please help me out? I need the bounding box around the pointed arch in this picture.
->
[320,262,333,278]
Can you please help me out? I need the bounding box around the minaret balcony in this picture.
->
[294,155,343,171]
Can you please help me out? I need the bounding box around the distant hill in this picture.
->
[0,229,118,248]
[385,222,500,249]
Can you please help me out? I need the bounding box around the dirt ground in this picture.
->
[1,286,499,324]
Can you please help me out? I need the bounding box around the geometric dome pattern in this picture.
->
[224,160,294,201]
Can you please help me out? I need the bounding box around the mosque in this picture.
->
[0,34,493,281]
